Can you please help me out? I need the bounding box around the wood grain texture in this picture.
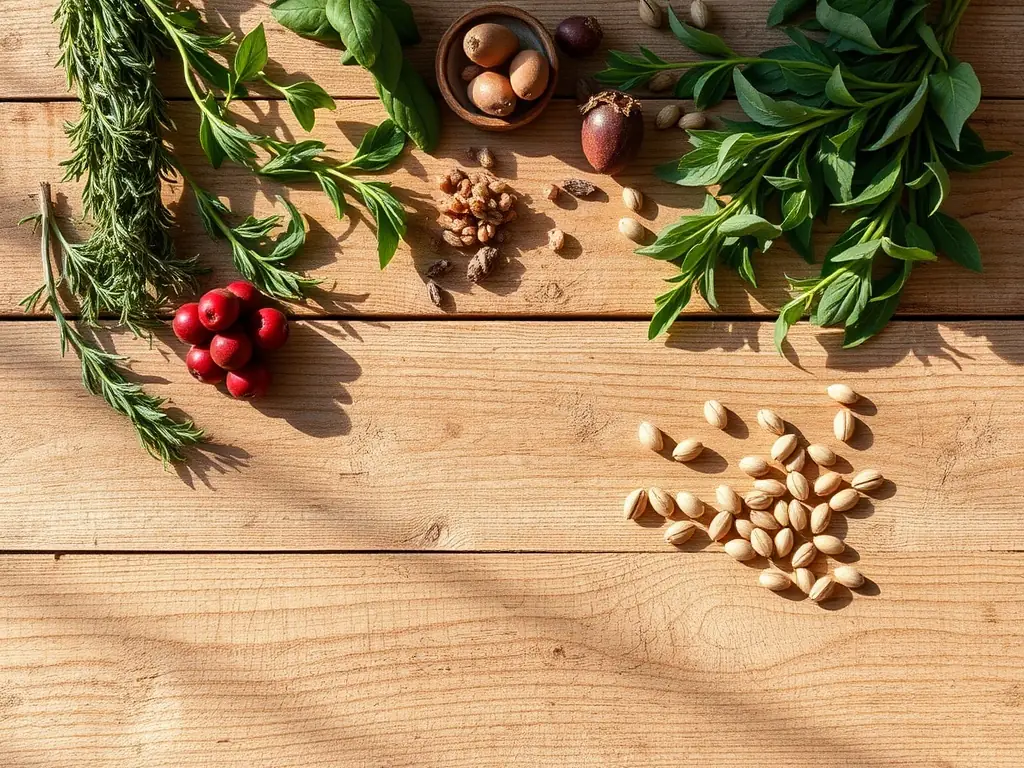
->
[1,319,1022,552]
[1,100,1021,318]
[0,553,1021,767]
[3,0,1024,99]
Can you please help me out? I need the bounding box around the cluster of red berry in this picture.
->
[172,281,289,400]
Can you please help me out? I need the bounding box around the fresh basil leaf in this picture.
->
[636,217,712,260]
[784,27,840,66]
[765,175,804,191]
[867,78,928,150]
[374,60,440,151]
[891,2,929,40]
[785,217,815,262]
[830,109,868,150]
[282,81,336,131]
[698,261,718,309]
[356,181,406,267]
[719,213,783,239]
[825,66,860,106]
[168,9,201,29]
[316,173,347,219]
[774,297,807,353]
[701,194,722,215]
[344,119,406,170]
[904,221,935,252]
[937,123,1012,171]
[843,286,901,347]
[831,239,882,263]
[271,0,340,42]
[733,70,831,127]
[768,0,812,27]
[924,160,950,214]
[812,268,865,326]
[816,0,884,51]
[667,6,736,58]
[871,259,912,302]
[924,211,982,272]
[928,61,981,150]
[674,66,711,98]
[781,190,811,231]
[326,0,383,69]
[693,65,734,110]
[187,49,236,93]
[916,21,946,65]
[838,153,902,207]
[234,23,268,82]
[881,236,936,261]
[820,141,856,203]
[198,109,226,169]
[648,281,694,339]
[374,0,421,46]
[781,64,831,96]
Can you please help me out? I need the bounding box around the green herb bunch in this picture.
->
[270,0,442,152]
[597,0,1008,349]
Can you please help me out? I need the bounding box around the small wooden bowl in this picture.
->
[436,5,559,131]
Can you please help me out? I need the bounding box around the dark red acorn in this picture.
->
[580,91,644,176]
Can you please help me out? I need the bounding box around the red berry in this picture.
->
[185,346,225,384]
[209,327,253,371]
[225,280,263,316]
[172,302,212,345]
[226,362,272,399]
[247,307,290,350]
[198,288,240,331]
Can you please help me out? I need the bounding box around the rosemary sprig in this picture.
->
[23,184,203,465]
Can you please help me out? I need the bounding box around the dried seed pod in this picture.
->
[547,228,566,253]
[426,280,444,308]
[664,520,696,545]
[793,567,816,595]
[813,534,845,555]
[648,486,675,518]
[788,500,810,532]
[757,408,785,436]
[619,217,646,243]
[638,0,664,29]
[814,471,843,497]
[708,509,733,541]
[716,485,742,515]
[678,110,707,130]
[621,186,643,213]
[739,456,770,478]
[648,71,675,92]
[787,471,810,501]
[829,488,860,512]
[827,383,859,405]
[656,103,682,129]
[427,259,454,279]
[724,538,756,562]
[735,518,755,540]
[542,183,561,201]
[749,510,780,532]
[807,443,837,466]
[809,575,835,603]
[852,469,884,491]
[580,91,645,175]
[690,0,711,28]
[773,499,790,528]
[624,488,648,520]
[555,16,604,58]
[441,230,464,248]
[467,246,500,283]
[703,399,728,430]
[754,478,787,498]
[791,541,818,569]
[834,409,856,442]
[770,434,798,462]
[760,570,791,592]
[774,527,794,558]
[637,421,664,451]
[672,438,704,463]
[675,491,704,520]
[744,490,773,510]
[751,528,774,558]
[810,502,832,535]
[785,448,807,473]
[562,178,598,197]
[833,565,866,589]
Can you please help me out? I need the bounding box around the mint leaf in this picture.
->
[733,70,830,127]
[667,6,736,58]
[234,23,268,83]
[825,66,860,107]
[868,78,928,150]
[929,61,982,150]
[924,211,982,272]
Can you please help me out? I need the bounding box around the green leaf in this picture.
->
[812,269,866,326]
[168,9,201,29]
[924,159,950,214]
[271,0,340,42]
[781,190,811,231]
[831,239,882,263]
[374,60,441,152]
[234,23,268,82]
[916,22,946,65]
[937,124,1012,171]
[667,6,737,58]
[268,196,307,262]
[374,0,421,46]
[774,297,807,353]
[816,0,884,50]
[733,70,831,127]
[186,49,236,93]
[674,66,712,99]
[843,287,901,347]
[928,61,982,150]
[636,216,713,260]
[904,221,935,252]
[344,119,406,170]
[198,110,226,169]
[327,0,403,89]
[871,259,912,302]
[281,81,336,131]
[648,281,694,339]
[838,153,902,208]
[765,175,803,191]
[768,0,812,27]
[316,173,347,219]
[825,66,860,107]
[881,236,936,261]
[701,194,722,215]
[693,65,734,110]
[355,181,406,268]
[924,211,982,272]
[867,78,928,150]
[719,214,783,239]
[785,217,815,262]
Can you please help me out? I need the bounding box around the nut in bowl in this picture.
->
[437,5,559,131]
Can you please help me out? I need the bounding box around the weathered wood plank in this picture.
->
[1,100,1021,318]
[1,320,1021,552]
[0,553,1021,766]
[3,0,1023,99]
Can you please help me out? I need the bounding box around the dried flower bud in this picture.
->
[547,228,566,252]
[690,0,711,29]
[562,178,598,197]
[426,259,452,278]
[638,0,664,28]
[426,280,444,308]
[678,111,707,130]
[648,71,676,92]
[461,64,485,82]
[476,147,496,169]
[542,183,561,201]
[467,247,500,283]
[656,104,681,129]
[622,186,643,212]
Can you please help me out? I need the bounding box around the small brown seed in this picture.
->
[757,408,785,436]
[791,541,818,568]
[807,443,837,467]
[749,510,780,531]
[656,104,682,129]
[621,186,643,212]
[754,478,787,497]
[773,499,790,528]
[744,490,773,510]
[788,500,809,532]
[793,567,816,595]
[690,0,711,29]
[675,491,704,520]
[467,246,500,282]
[562,178,598,198]
[813,534,845,555]
[814,471,843,497]
[678,111,707,130]
[624,488,647,520]
[829,488,860,512]
[787,471,810,501]
[672,438,704,463]
[476,147,496,169]
[827,383,859,405]
[735,519,755,540]
[441,230,464,248]
[810,502,832,535]
[703,399,728,430]
[426,280,444,308]
[547,228,566,253]
[542,183,561,201]
[785,448,807,473]
[708,509,733,541]
[619,217,647,243]
[852,469,884,491]
[739,456,770,478]
[833,565,866,589]
[716,485,742,515]
[834,409,856,442]
[751,528,774,558]
[664,520,696,545]
[648,71,675,92]
[771,433,798,462]
[648,486,674,518]
[425,259,452,279]
[774,527,794,558]
[638,0,664,28]
[809,575,835,603]
[724,538,756,562]
[638,421,664,451]
[759,570,791,592]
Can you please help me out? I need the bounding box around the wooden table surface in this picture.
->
[2,1,1023,765]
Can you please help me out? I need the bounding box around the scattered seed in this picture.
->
[833,565,866,589]
[547,228,566,253]
[814,471,843,497]
[788,500,809,532]
[751,528,774,558]
[834,409,856,442]
[810,502,832,535]
[725,538,757,562]
[852,468,884,491]
[829,488,860,512]
[809,575,835,603]
[690,0,711,29]
[807,443,837,466]
[638,0,664,28]
[562,178,598,198]
[675,491,704,519]
[813,534,845,555]
[757,408,785,436]
[735,518,755,540]
[542,183,561,201]
[619,216,646,243]
[426,280,444,308]
[791,541,818,568]
[638,421,664,451]
[704,399,728,430]
[774,527,794,558]
[716,485,742,515]
[744,490,773,510]
[425,259,452,279]
[648,486,675,517]
[672,437,704,462]
[827,383,859,405]
[656,103,682,129]
[773,499,790,528]
[678,111,707,130]
[786,471,810,501]
[770,433,798,462]
[793,567,816,595]
[467,246,501,283]
[749,510,780,531]
[664,520,696,545]
[622,186,643,213]
[785,448,807,473]
[624,488,647,520]
[754,478,787,497]
[739,455,770,477]
[708,509,733,541]
[759,570,791,592]
[476,147,496,168]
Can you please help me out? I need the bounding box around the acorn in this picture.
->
[579,91,644,175]
[555,16,604,58]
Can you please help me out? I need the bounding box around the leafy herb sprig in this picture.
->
[598,0,1008,349]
